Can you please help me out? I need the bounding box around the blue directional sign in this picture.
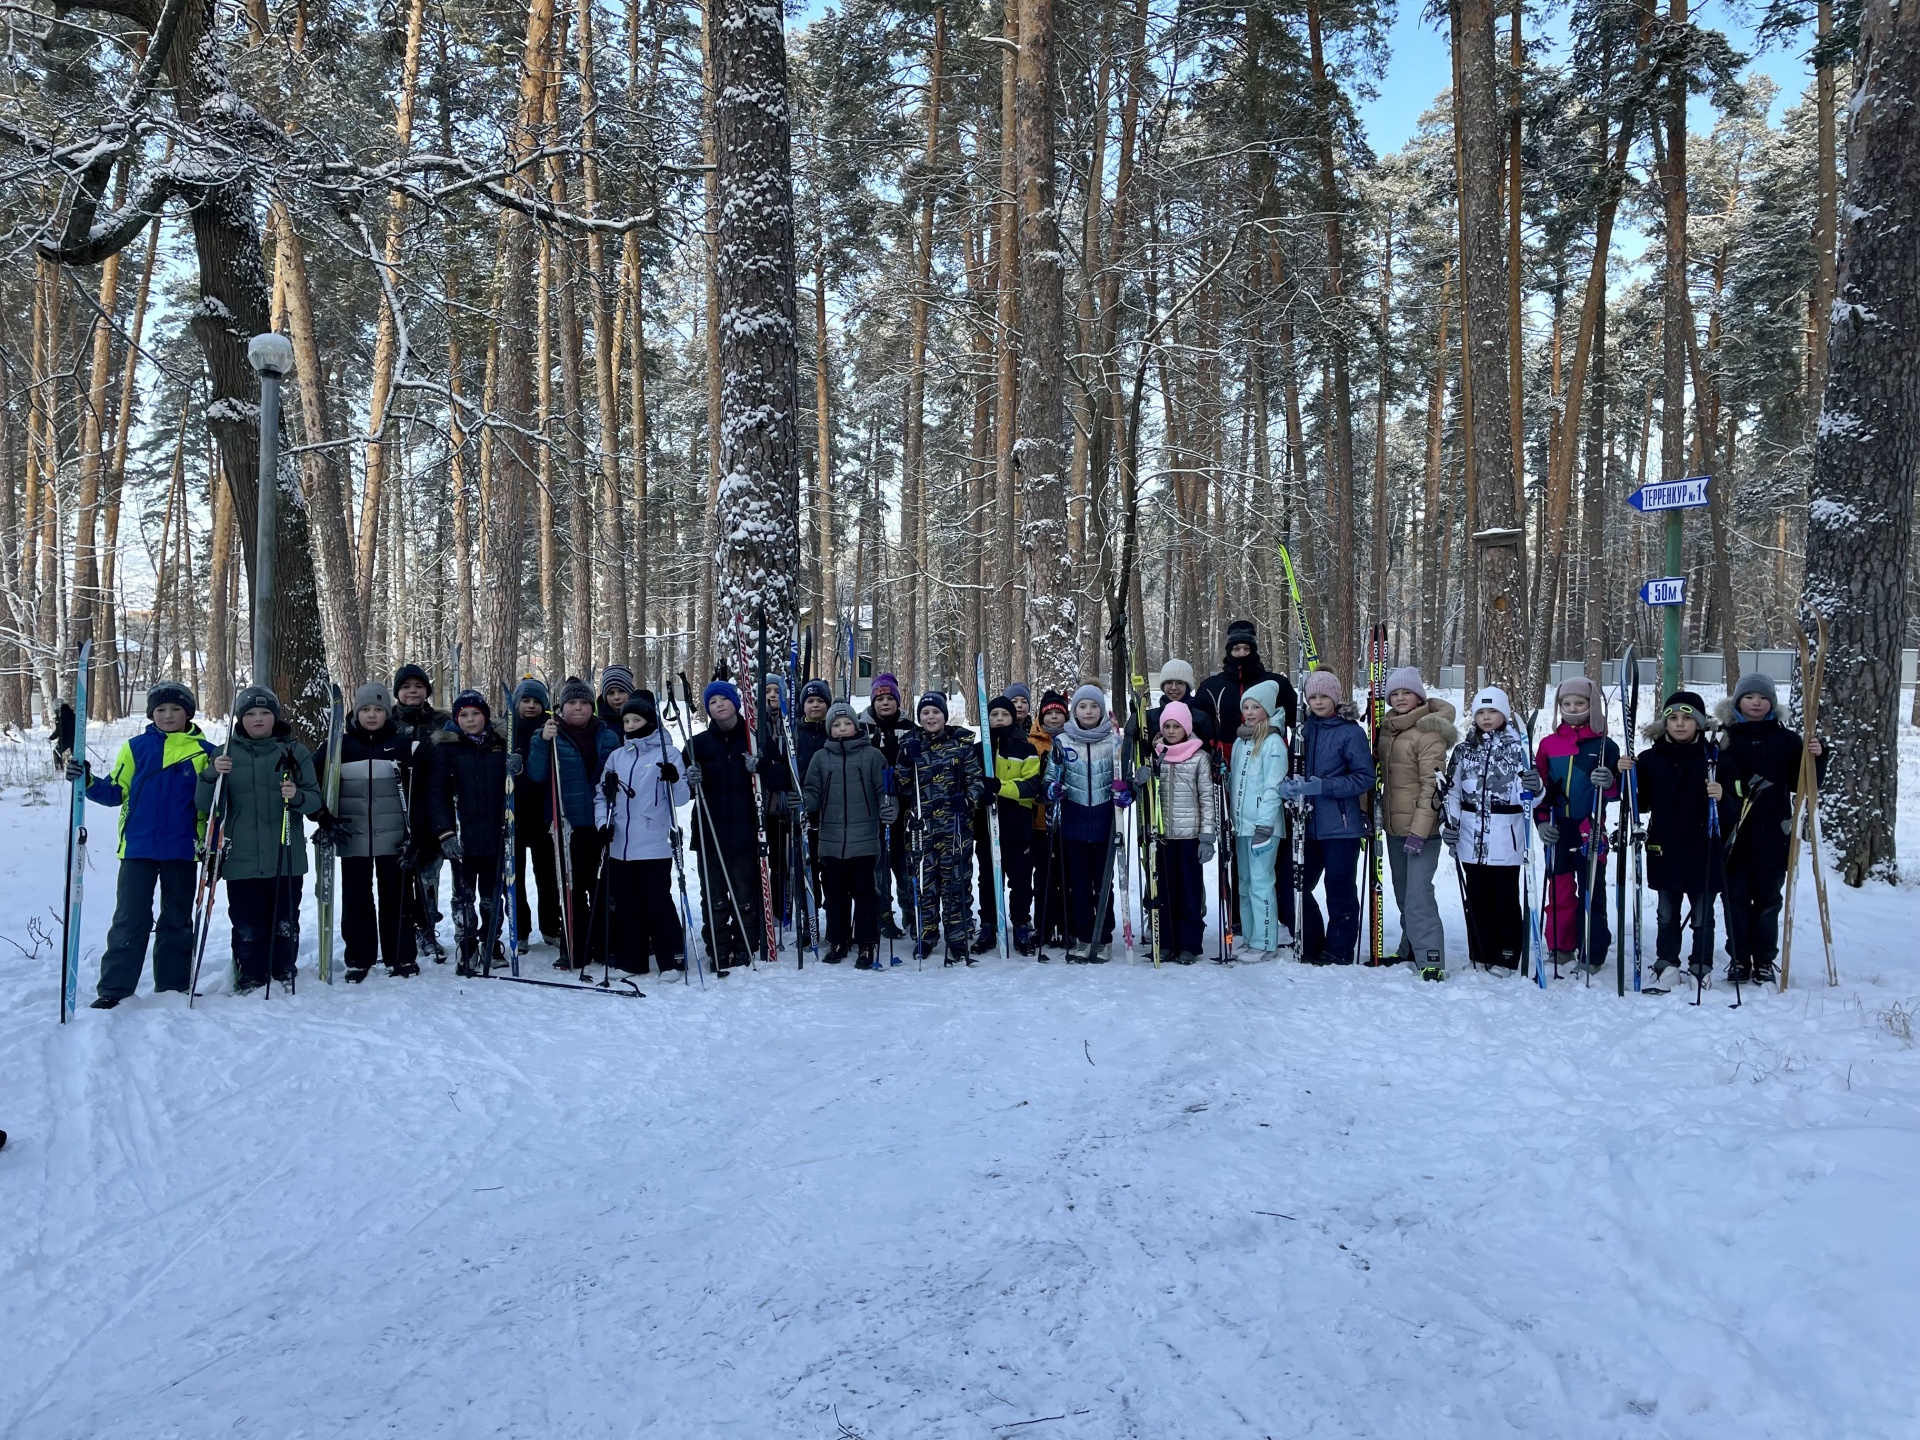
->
[1640,576,1687,607]
[1626,475,1711,513]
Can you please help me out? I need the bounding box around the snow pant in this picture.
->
[1544,839,1610,963]
[875,819,914,929]
[563,829,608,968]
[514,824,562,943]
[1061,836,1116,949]
[1299,836,1363,963]
[1236,836,1281,952]
[1386,833,1444,962]
[1032,826,1068,946]
[96,857,196,1000]
[1156,838,1205,957]
[342,855,409,971]
[1656,886,1717,971]
[696,835,765,966]
[820,853,880,948]
[448,856,502,968]
[1458,861,1524,969]
[226,874,303,988]
[1273,839,1298,939]
[1721,862,1784,970]
[911,820,975,950]
[999,812,1033,931]
[973,807,1000,934]
[768,814,817,944]
[605,857,683,972]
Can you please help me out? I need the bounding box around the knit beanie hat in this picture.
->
[1731,673,1777,714]
[1038,689,1070,719]
[557,676,597,709]
[1225,619,1258,650]
[145,680,196,719]
[801,678,832,708]
[1241,680,1280,721]
[450,689,490,721]
[233,684,282,722]
[917,690,949,722]
[1160,699,1195,736]
[1158,658,1196,691]
[703,679,741,714]
[1005,681,1032,703]
[599,664,635,697]
[1555,675,1603,728]
[1383,666,1427,701]
[1469,686,1513,724]
[621,692,656,732]
[1302,670,1343,704]
[353,682,394,716]
[1070,683,1107,721]
[1661,689,1709,716]
[825,700,859,733]
[987,694,1016,721]
[392,662,433,697]
[871,673,901,702]
[513,676,551,711]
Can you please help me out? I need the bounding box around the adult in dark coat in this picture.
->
[1194,621,1298,941]
[507,677,562,947]
[392,661,451,945]
[686,679,788,969]
[425,690,519,973]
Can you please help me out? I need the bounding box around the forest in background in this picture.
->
[2,0,1915,879]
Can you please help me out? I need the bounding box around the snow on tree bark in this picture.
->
[1803,0,1919,886]
[710,0,802,666]
[1014,0,1076,690]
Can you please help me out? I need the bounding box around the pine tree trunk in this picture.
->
[1451,0,1522,699]
[1802,0,1920,885]
[1013,0,1074,686]
[709,0,801,656]
[1422,265,1451,678]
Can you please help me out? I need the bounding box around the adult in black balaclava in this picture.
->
[1194,619,1298,752]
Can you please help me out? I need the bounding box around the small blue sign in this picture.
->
[1627,476,1711,513]
[1640,576,1687,607]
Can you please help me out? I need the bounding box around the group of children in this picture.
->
[71,617,1823,1003]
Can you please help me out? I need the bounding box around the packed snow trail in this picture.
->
[4,739,1920,1437]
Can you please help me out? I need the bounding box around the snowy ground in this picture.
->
[3,698,1918,1439]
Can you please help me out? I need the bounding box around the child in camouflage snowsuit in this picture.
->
[899,691,985,966]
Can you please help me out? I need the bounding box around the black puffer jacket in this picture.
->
[425,722,509,857]
[1716,704,1821,873]
[334,721,411,859]
[1195,646,1297,747]
[689,717,763,850]
[394,701,451,852]
[1632,732,1731,895]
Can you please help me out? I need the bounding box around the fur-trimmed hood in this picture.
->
[1384,696,1459,748]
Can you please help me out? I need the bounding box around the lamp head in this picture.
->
[247,332,295,378]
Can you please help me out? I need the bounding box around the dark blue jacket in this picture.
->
[1297,710,1376,840]
[527,718,620,828]
[88,723,215,861]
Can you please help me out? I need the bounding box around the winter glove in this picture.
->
[683,762,702,791]
[1045,777,1062,803]
[505,752,525,777]
[1112,780,1134,809]
[602,771,622,804]
[742,753,758,775]
[64,756,88,782]
[1402,833,1427,857]
[440,833,465,862]
[1279,777,1323,801]
[597,823,614,844]
[658,760,680,784]
[1197,835,1215,864]
[1251,824,1275,849]
[1588,765,1615,792]
[1537,822,1560,847]
[398,836,419,870]
[1133,764,1154,789]
[879,796,899,824]
[1441,821,1460,850]
[785,792,803,819]
[1520,768,1546,796]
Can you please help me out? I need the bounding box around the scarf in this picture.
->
[1156,735,1203,764]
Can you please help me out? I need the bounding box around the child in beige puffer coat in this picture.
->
[1372,667,1458,967]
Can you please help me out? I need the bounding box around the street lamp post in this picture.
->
[246,332,295,688]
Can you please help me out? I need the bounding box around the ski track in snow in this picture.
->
[3,706,1919,1439]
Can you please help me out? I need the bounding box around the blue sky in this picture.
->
[1357,0,1819,155]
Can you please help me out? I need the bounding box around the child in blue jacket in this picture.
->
[1279,670,1377,965]
[69,682,215,1006]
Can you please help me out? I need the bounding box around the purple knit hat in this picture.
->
[871,673,901,701]
[1303,670,1344,704]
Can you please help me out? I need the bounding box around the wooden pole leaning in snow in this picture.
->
[1780,618,1837,990]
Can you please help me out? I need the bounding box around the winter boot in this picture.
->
[881,915,906,940]
[971,929,997,955]
[1088,943,1111,964]
[89,995,120,1009]
[388,957,421,978]
[856,945,876,970]
[1726,956,1752,985]
[944,940,967,968]
[824,942,850,965]
[346,967,371,984]
[1750,958,1777,984]
[1550,949,1576,975]
[1013,925,1035,955]
[1687,956,1714,982]
[914,939,938,962]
